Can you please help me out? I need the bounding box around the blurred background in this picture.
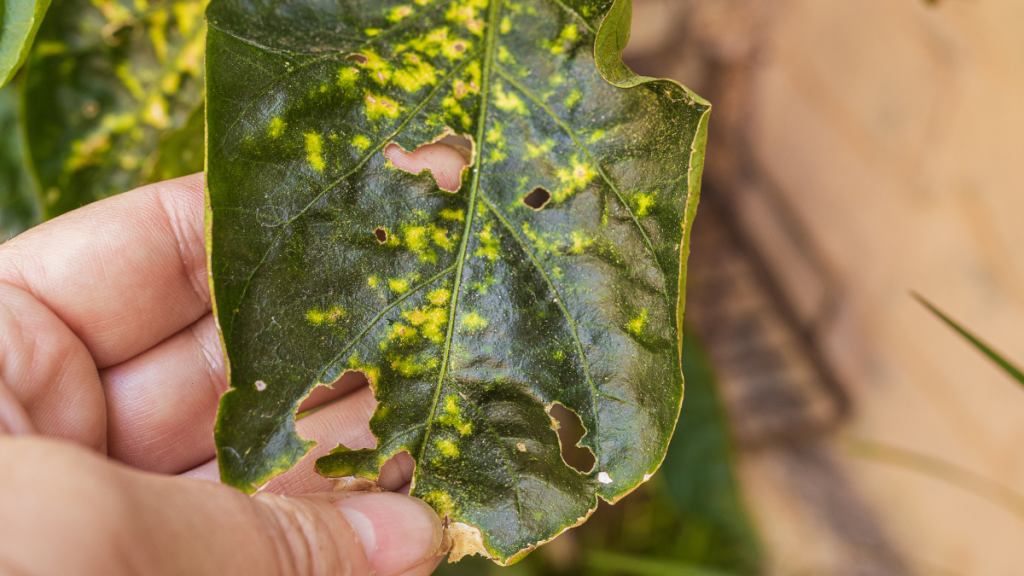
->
[5,0,1024,574]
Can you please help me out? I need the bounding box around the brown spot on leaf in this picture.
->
[374,227,388,243]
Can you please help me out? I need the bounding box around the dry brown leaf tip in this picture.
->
[332,476,384,492]
[439,518,492,563]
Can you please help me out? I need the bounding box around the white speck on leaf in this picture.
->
[255,380,267,391]
[597,471,613,484]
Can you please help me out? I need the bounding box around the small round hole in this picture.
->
[346,53,369,65]
[453,41,466,53]
[374,227,388,243]
[523,187,552,210]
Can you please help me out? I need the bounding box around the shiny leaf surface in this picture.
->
[23,0,205,218]
[208,0,710,562]
[0,0,50,86]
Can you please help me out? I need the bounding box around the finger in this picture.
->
[0,173,208,369]
[396,554,444,576]
[104,311,372,474]
[385,142,470,192]
[0,377,35,436]
[0,436,443,576]
[0,282,105,449]
[251,386,415,494]
[182,386,415,494]
[103,314,225,473]
[180,386,378,492]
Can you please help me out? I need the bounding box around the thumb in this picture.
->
[0,437,443,576]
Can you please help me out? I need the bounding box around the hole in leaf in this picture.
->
[438,134,474,161]
[374,227,388,243]
[379,450,415,494]
[345,53,369,65]
[383,130,474,193]
[452,41,467,53]
[523,186,552,210]
[295,370,370,418]
[548,402,596,474]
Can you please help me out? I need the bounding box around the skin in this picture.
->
[0,143,468,576]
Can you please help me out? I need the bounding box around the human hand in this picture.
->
[0,142,469,576]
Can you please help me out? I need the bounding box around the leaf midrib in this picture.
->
[414,0,504,477]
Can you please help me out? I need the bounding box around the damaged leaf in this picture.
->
[208,0,710,563]
[23,0,206,219]
[0,0,51,86]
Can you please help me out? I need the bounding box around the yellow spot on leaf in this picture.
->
[628,309,648,336]
[305,132,326,172]
[474,223,500,261]
[437,439,459,458]
[403,306,448,343]
[493,83,527,115]
[268,117,285,138]
[439,208,465,221]
[568,230,594,254]
[424,490,456,515]
[388,5,413,22]
[460,311,488,331]
[351,135,371,150]
[525,139,554,160]
[393,53,438,93]
[635,192,655,217]
[565,89,582,108]
[389,278,410,293]
[553,156,597,202]
[365,94,402,120]
[439,395,473,435]
[338,67,359,89]
[427,289,450,306]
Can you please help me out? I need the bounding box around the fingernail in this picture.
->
[334,492,443,575]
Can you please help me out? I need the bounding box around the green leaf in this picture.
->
[23,0,206,219]
[148,102,205,182]
[914,293,1024,386]
[584,550,740,576]
[208,0,710,562]
[0,79,40,238]
[0,0,50,87]
[656,327,762,572]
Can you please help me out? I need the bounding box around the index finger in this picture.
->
[0,174,209,369]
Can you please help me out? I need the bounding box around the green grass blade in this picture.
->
[913,293,1024,386]
[584,550,740,576]
[845,436,1024,523]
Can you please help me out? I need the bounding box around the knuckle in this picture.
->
[255,494,356,576]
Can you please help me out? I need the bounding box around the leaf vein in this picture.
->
[226,52,483,333]
[478,192,603,451]
[415,0,504,473]
[493,65,667,298]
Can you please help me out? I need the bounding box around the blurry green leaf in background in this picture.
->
[22,0,206,220]
[0,80,39,239]
[0,0,51,86]
[436,327,761,575]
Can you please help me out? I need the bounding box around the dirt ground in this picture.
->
[627,0,1024,574]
